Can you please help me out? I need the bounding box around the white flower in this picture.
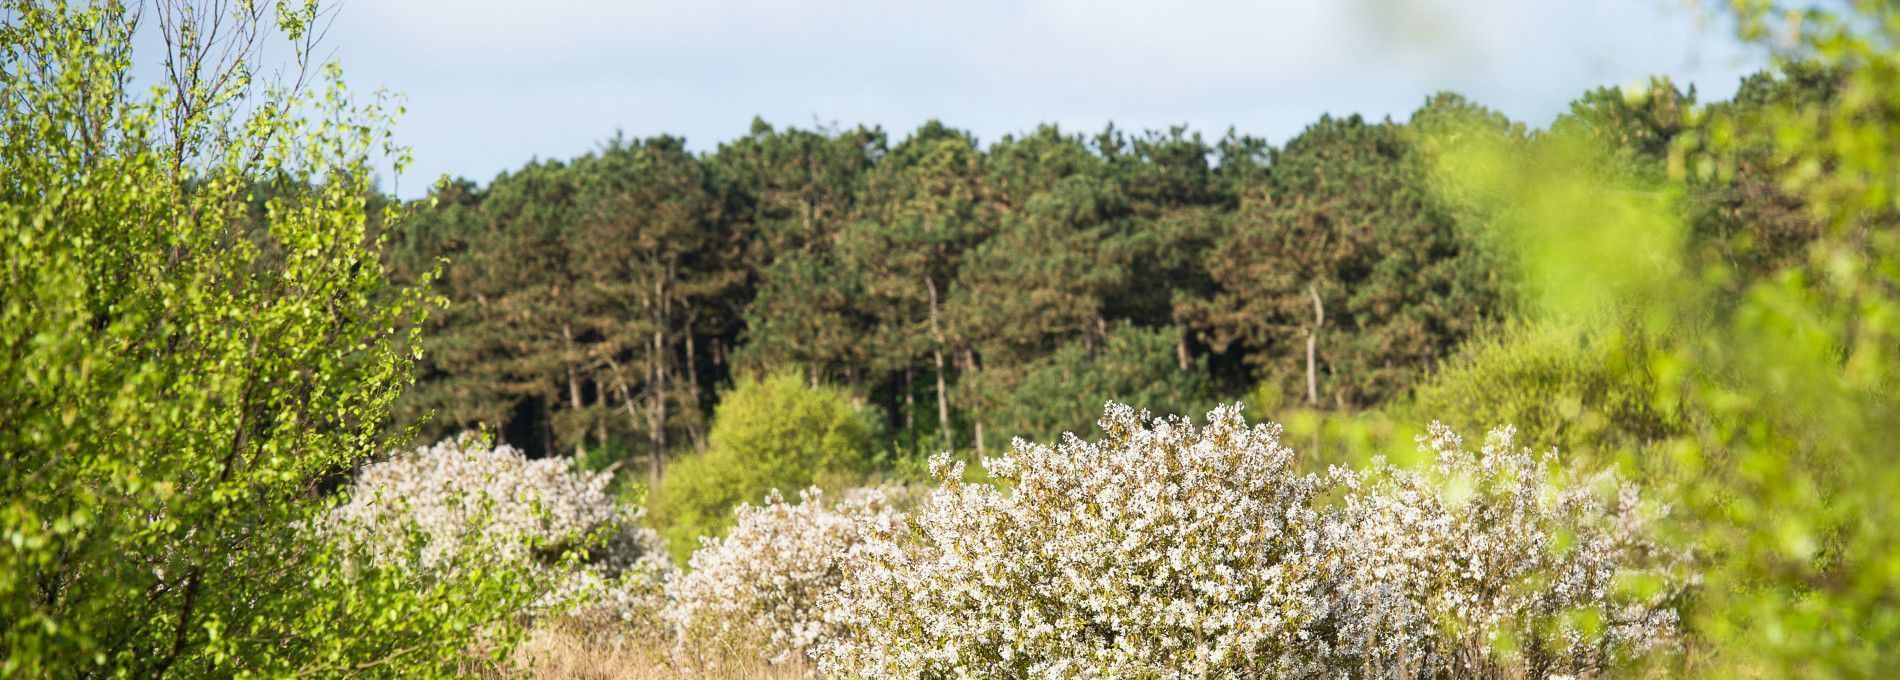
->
[665,486,903,667]
[816,404,1339,677]
[1321,422,1685,675]
[324,433,675,629]
[809,406,1685,678]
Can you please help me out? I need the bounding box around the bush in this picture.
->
[328,435,676,629]
[0,2,527,674]
[653,371,876,560]
[1405,320,1680,463]
[815,403,1683,677]
[818,403,1338,676]
[665,486,902,666]
[1327,423,1685,675]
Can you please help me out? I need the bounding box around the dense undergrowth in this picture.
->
[331,407,1684,678]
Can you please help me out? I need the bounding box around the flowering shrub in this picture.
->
[1322,423,1684,676]
[817,403,1339,677]
[327,434,676,627]
[665,486,903,666]
[809,403,1684,677]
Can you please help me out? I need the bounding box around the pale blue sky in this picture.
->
[279,0,1762,197]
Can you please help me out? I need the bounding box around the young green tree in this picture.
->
[651,371,875,561]
[1668,9,1900,671]
[0,1,532,675]
[1430,6,1900,668]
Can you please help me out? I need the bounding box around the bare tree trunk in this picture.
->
[961,346,984,455]
[649,328,668,484]
[603,356,648,484]
[904,366,915,433]
[1176,326,1191,371]
[1306,286,1325,408]
[925,276,951,445]
[685,317,700,396]
[803,195,815,240]
[563,324,586,457]
[649,275,672,488]
[542,404,554,460]
[596,414,608,455]
[1084,315,1106,354]
[684,313,705,450]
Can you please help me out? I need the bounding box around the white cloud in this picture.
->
[300,0,1763,195]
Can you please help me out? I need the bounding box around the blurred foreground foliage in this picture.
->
[1418,3,1900,673]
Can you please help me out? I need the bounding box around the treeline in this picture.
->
[381,69,1825,479]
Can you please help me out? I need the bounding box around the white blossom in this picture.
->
[325,433,675,628]
[816,403,1339,677]
[1321,423,1685,676]
[804,404,1685,678]
[665,486,903,667]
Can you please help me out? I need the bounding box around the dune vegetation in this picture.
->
[5,1,1900,677]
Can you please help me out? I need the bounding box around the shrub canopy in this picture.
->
[653,371,875,559]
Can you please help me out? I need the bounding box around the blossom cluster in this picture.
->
[664,486,904,666]
[1321,423,1686,675]
[819,403,1338,676]
[325,434,675,626]
[322,410,1683,677]
[804,403,1683,677]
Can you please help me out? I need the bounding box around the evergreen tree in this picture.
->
[1187,114,1504,408]
[568,136,738,485]
[837,121,994,446]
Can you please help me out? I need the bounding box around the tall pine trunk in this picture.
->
[1306,286,1324,407]
[563,323,586,457]
[648,273,670,491]
[603,356,646,483]
[961,346,984,454]
[684,312,704,450]
[649,329,667,483]
[926,275,950,445]
[1176,325,1191,371]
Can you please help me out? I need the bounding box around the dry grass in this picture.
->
[477,624,812,679]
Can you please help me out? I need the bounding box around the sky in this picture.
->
[245,0,1767,198]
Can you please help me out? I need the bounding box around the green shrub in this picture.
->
[653,371,875,561]
[1268,407,1420,472]
[1403,319,1681,467]
[1239,376,1421,473]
